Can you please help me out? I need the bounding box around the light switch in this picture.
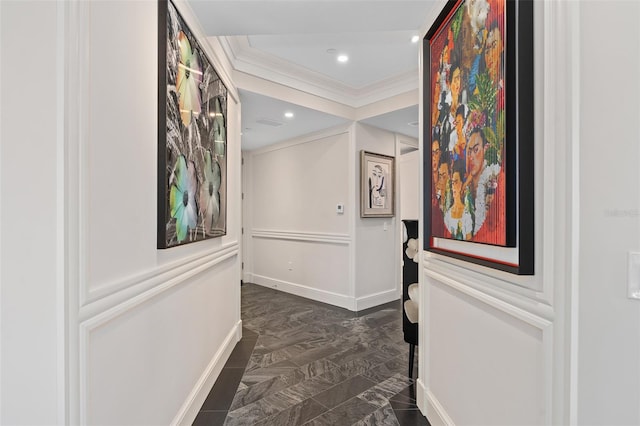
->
[628,252,640,299]
[336,203,344,214]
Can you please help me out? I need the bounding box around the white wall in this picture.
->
[354,123,399,304]
[250,132,350,234]
[244,122,401,311]
[0,2,62,424]
[418,1,576,424]
[245,127,354,308]
[1,1,242,424]
[399,149,420,220]
[578,1,640,424]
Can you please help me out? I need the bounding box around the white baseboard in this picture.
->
[172,320,242,426]
[425,387,455,426]
[243,272,254,283]
[355,289,399,311]
[417,378,427,413]
[252,274,354,310]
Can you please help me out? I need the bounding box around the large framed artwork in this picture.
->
[423,0,534,274]
[158,0,228,249]
[361,151,395,218]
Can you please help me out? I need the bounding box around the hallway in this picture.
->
[194,284,429,425]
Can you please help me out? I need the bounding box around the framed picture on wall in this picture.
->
[423,0,534,274]
[361,150,395,218]
[157,0,228,249]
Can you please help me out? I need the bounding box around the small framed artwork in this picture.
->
[361,151,395,218]
[423,0,534,274]
[157,0,228,249]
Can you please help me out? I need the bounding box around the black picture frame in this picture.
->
[158,0,228,249]
[423,0,534,275]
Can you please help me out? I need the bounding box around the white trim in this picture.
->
[65,1,89,423]
[425,265,552,330]
[355,90,419,122]
[221,35,418,108]
[355,289,399,311]
[425,388,455,426]
[348,123,358,305]
[250,123,352,156]
[0,0,3,421]
[252,230,350,246]
[422,250,542,297]
[233,71,355,121]
[425,258,553,325]
[83,241,239,306]
[567,1,581,423]
[172,320,242,426]
[417,30,428,420]
[56,0,68,423]
[79,244,239,323]
[416,378,426,414]
[77,253,238,424]
[397,135,419,150]
[252,274,354,311]
[241,151,254,285]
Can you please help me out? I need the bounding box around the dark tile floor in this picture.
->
[194,283,429,426]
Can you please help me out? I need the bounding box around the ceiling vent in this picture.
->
[256,118,284,127]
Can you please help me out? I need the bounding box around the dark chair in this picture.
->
[402,220,419,378]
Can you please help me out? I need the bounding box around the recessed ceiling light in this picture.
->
[337,54,349,63]
[411,35,420,43]
[284,111,294,119]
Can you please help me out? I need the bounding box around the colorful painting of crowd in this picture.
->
[429,0,507,246]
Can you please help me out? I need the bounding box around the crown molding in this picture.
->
[217,35,419,108]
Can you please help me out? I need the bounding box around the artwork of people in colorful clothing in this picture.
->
[429,0,507,246]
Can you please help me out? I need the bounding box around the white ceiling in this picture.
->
[188,0,438,150]
[239,90,350,150]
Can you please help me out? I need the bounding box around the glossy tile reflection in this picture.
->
[194,283,428,425]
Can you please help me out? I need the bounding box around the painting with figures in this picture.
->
[428,0,507,246]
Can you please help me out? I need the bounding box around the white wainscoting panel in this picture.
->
[252,231,353,309]
[82,256,240,425]
[424,271,549,426]
[62,1,244,424]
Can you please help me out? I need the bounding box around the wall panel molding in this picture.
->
[64,0,91,423]
[79,243,239,323]
[423,267,554,425]
[78,251,238,424]
[252,229,350,246]
[424,259,554,328]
